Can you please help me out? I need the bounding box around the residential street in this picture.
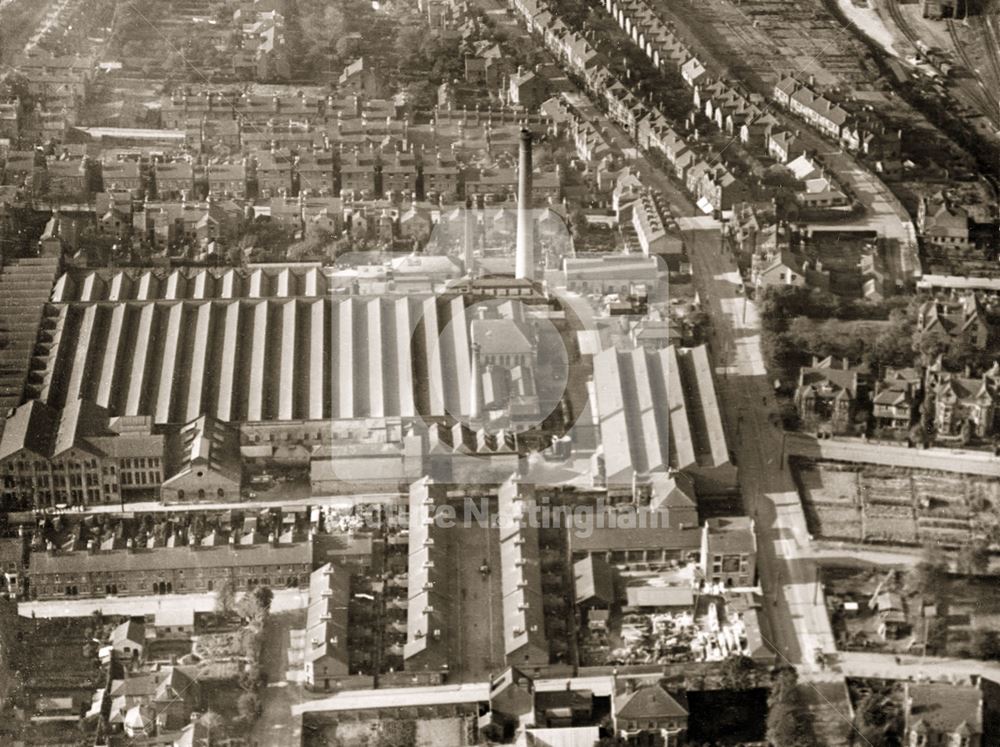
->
[819,650,1000,683]
[682,223,838,671]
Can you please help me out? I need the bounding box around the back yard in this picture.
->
[823,565,1000,660]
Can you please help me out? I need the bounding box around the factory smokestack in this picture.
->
[469,342,482,423]
[515,128,533,281]
[464,198,475,275]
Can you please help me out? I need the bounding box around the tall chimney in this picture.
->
[469,342,483,423]
[464,199,475,273]
[515,128,534,281]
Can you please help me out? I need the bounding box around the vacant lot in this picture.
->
[795,463,864,541]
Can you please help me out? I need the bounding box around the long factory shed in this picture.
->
[39,267,477,425]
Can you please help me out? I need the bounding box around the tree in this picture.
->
[956,539,990,575]
[919,393,936,438]
[906,544,948,595]
[971,629,1000,660]
[766,667,815,747]
[240,663,265,692]
[0,73,36,114]
[960,418,973,446]
[253,585,274,612]
[720,654,756,690]
[926,618,949,655]
[236,691,262,721]
[853,687,902,747]
[215,578,236,617]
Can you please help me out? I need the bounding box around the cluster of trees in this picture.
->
[215,581,274,728]
[719,654,758,690]
[761,286,1000,386]
[852,683,902,747]
[396,27,465,89]
[759,287,913,382]
[0,74,35,114]
[766,667,816,747]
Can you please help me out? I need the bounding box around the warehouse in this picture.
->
[38,266,520,426]
[590,345,735,493]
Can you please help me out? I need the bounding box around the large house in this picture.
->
[931,372,997,439]
[794,356,871,433]
[872,368,923,431]
[903,681,982,747]
[613,680,688,744]
[917,294,990,350]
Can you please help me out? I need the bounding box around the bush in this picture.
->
[766,667,815,747]
[236,691,262,721]
[970,629,1000,660]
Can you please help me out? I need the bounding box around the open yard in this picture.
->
[452,521,505,682]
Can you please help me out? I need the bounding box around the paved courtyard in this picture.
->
[452,521,505,682]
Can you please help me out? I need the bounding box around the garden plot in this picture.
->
[793,460,1000,547]
[795,464,864,541]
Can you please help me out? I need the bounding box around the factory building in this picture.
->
[38,266,528,426]
[590,345,735,493]
[0,398,164,507]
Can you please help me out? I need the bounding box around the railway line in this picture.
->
[885,0,920,46]
[946,18,1000,127]
[980,16,1000,112]
[886,0,994,121]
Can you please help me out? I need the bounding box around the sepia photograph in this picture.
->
[0,0,997,744]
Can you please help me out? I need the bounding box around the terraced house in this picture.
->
[27,530,314,599]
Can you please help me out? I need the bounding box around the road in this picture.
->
[784,431,1000,477]
[18,587,309,618]
[253,609,307,747]
[27,492,405,518]
[683,223,837,671]
[815,650,1000,684]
